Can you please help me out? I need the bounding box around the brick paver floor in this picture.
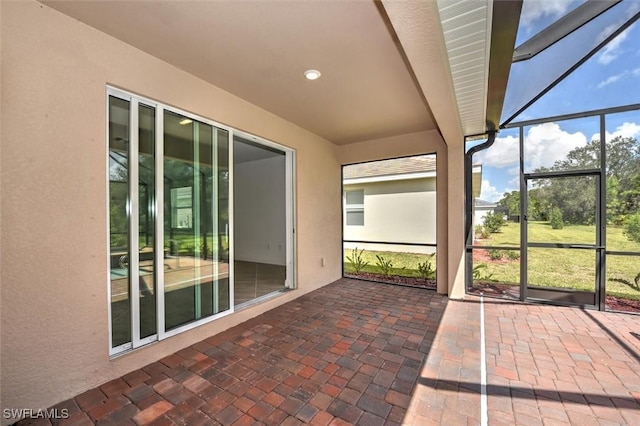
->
[13,278,640,425]
[482,298,640,426]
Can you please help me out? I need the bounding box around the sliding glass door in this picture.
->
[162,111,230,331]
[108,89,231,354]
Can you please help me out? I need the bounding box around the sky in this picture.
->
[473,0,640,203]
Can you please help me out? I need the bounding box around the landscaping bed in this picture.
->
[345,272,436,289]
[469,281,640,314]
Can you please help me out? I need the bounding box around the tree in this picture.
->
[498,190,520,218]
[534,175,596,225]
[533,136,640,225]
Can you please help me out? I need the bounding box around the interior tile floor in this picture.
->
[234,261,287,307]
[13,278,640,425]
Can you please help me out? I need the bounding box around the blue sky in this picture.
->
[474,0,640,203]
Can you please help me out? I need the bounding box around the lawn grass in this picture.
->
[342,221,639,300]
[475,221,640,300]
[343,248,436,279]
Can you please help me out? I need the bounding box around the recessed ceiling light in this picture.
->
[304,69,322,80]
[179,118,193,125]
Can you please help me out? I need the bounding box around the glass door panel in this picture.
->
[108,96,131,348]
[138,104,156,339]
[163,111,229,331]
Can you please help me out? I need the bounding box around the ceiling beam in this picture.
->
[485,0,522,132]
[380,0,464,147]
[513,0,621,63]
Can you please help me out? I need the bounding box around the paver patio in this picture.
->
[13,278,640,425]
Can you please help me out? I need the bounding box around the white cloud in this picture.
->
[474,135,519,168]
[597,73,623,89]
[592,121,640,141]
[520,0,573,29]
[474,124,588,170]
[508,176,520,189]
[524,123,587,169]
[612,122,640,138]
[597,24,636,65]
[596,65,640,89]
[480,180,503,203]
[597,28,629,65]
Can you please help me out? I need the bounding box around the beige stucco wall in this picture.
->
[343,177,437,249]
[336,130,461,296]
[0,1,342,416]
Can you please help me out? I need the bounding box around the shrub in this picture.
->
[488,249,502,260]
[473,263,493,281]
[417,253,436,280]
[346,247,369,274]
[483,212,505,233]
[550,207,564,230]
[623,214,640,289]
[475,225,490,239]
[624,213,640,243]
[505,250,520,260]
[375,255,393,277]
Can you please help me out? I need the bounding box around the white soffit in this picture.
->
[437,0,492,136]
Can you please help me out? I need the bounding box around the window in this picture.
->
[108,89,231,355]
[345,189,364,226]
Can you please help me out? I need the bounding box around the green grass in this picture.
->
[343,248,436,279]
[475,221,640,300]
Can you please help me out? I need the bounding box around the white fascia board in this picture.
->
[344,171,436,185]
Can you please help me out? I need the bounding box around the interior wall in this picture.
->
[234,154,287,265]
[0,1,342,418]
[336,130,453,295]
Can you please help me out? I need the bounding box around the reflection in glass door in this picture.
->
[163,111,230,331]
[524,174,602,306]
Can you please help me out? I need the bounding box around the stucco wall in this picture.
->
[0,1,341,416]
[234,155,287,265]
[343,178,437,247]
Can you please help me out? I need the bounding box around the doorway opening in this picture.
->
[465,105,640,313]
[342,154,438,289]
[233,134,295,307]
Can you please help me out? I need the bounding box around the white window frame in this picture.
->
[345,189,365,226]
[107,87,296,356]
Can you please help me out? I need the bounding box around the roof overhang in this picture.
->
[436,0,522,136]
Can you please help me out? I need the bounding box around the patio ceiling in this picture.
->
[41,1,520,145]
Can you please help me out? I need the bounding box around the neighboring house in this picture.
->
[473,198,498,228]
[343,155,438,255]
[343,157,483,255]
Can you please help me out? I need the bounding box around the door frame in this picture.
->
[521,169,604,308]
[232,130,297,294]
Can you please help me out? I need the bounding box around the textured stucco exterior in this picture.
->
[0,1,342,417]
[0,0,468,418]
[343,177,437,254]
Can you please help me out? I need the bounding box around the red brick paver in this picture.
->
[483,298,640,426]
[11,279,640,425]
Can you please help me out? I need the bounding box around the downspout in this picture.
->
[464,131,497,290]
